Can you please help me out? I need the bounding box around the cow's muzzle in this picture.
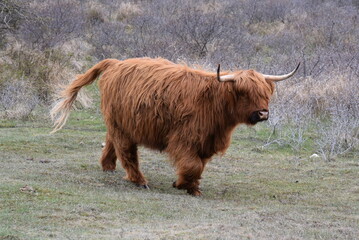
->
[249,110,269,124]
[258,110,269,120]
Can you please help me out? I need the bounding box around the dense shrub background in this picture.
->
[0,0,358,159]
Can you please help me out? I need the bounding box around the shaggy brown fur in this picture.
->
[51,57,275,196]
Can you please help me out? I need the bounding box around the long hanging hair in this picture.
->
[50,57,274,157]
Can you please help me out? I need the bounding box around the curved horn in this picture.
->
[217,64,235,82]
[217,64,221,82]
[262,63,300,82]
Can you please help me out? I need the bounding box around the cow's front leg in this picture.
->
[173,156,204,196]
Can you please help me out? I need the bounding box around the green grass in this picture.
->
[0,110,358,239]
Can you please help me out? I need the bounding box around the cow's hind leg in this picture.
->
[173,155,204,196]
[112,134,148,188]
[100,134,117,171]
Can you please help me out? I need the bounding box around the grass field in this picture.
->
[0,109,358,240]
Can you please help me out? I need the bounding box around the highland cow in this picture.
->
[51,57,299,196]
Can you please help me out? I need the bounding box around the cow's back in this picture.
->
[98,58,198,150]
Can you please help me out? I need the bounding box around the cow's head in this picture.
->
[217,63,300,125]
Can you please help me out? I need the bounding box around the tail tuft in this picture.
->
[50,94,77,133]
[49,59,118,133]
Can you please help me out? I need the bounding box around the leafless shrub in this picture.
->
[265,70,359,157]
[87,21,128,59]
[315,109,359,161]
[19,0,85,50]
[86,8,104,26]
[165,1,227,59]
[87,7,175,60]
[3,44,75,101]
[0,44,88,118]
[241,0,289,24]
[0,0,27,47]
[313,73,359,160]
[0,77,39,119]
[116,2,143,22]
[125,14,179,59]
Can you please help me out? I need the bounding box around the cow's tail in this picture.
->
[50,59,117,133]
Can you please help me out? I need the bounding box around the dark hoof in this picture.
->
[137,184,150,190]
[188,189,202,197]
[172,181,184,189]
[173,181,201,196]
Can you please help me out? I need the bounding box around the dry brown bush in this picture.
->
[86,8,105,25]
[116,2,143,22]
[0,0,357,159]
[0,44,91,118]
[266,72,359,158]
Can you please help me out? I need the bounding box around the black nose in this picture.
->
[249,110,269,124]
